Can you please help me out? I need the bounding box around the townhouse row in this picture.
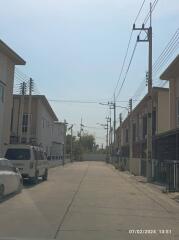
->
[116,55,179,189]
[0,40,66,158]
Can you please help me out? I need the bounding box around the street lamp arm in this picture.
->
[116,105,129,111]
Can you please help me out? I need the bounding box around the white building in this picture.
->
[0,40,25,156]
[11,94,65,158]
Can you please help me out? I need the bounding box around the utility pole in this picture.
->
[68,125,74,162]
[18,82,27,143]
[109,114,112,158]
[113,94,116,152]
[129,98,133,173]
[79,118,84,161]
[133,3,153,182]
[27,78,33,143]
[119,113,122,150]
[63,120,68,166]
[106,120,109,162]
[105,117,110,162]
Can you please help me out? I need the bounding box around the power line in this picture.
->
[143,0,159,25]
[114,0,160,102]
[48,99,138,104]
[113,0,147,96]
[116,41,138,100]
[131,27,179,103]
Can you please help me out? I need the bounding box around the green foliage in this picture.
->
[66,133,98,160]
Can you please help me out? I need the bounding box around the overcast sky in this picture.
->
[0,0,179,146]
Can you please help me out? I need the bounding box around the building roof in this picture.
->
[160,55,179,80]
[0,40,26,65]
[13,94,58,121]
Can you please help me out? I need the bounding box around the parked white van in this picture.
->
[5,145,49,184]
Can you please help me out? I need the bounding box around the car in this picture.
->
[0,158,23,200]
[5,144,49,184]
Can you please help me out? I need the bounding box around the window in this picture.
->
[177,98,179,127]
[133,123,136,142]
[42,119,45,128]
[125,129,129,143]
[5,148,31,160]
[0,84,4,103]
[143,115,147,139]
[152,110,156,135]
[22,113,31,133]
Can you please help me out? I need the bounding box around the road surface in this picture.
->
[0,161,179,239]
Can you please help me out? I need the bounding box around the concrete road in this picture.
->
[0,162,179,240]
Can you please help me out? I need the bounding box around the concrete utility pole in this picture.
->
[79,118,84,161]
[129,98,133,172]
[106,117,111,162]
[106,120,109,161]
[113,94,116,151]
[109,116,112,160]
[63,120,68,166]
[133,3,153,182]
[18,82,27,143]
[119,113,122,153]
[68,124,74,162]
[27,78,33,143]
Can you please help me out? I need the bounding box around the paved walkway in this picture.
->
[0,161,179,239]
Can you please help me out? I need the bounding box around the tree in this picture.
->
[80,134,96,152]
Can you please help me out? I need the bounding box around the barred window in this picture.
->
[22,113,31,133]
[0,84,4,103]
[177,98,179,127]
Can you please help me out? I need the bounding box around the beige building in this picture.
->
[116,87,170,176]
[0,40,25,156]
[160,55,179,130]
[11,95,65,158]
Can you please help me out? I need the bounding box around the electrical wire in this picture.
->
[116,41,138,100]
[113,0,147,96]
[114,0,160,103]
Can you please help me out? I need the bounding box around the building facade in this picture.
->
[0,40,25,156]
[10,95,65,158]
[116,87,170,176]
[160,55,179,129]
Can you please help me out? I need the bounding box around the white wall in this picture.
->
[0,52,15,156]
[36,99,56,155]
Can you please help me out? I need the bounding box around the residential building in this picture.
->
[0,40,25,156]
[160,55,179,129]
[116,87,170,176]
[10,95,65,158]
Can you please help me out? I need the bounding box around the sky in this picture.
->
[0,0,179,146]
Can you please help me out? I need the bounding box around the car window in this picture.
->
[5,149,31,160]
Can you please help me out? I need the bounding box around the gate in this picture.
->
[165,160,179,192]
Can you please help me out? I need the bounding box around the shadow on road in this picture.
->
[23,177,45,189]
[0,190,21,204]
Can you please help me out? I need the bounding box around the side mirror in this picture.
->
[12,167,18,173]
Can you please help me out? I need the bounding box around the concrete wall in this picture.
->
[169,78,179,129]
[169,80,177,129]
[82,153,106,161]
[130,158,140,176]
[36,98,56,155]
[0,52,15,156]
[11,96,65,157]
[157,90,170,133]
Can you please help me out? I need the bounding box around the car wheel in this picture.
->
[0,184,5,199]
[42,169,48,181]
[30,171,39,184]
